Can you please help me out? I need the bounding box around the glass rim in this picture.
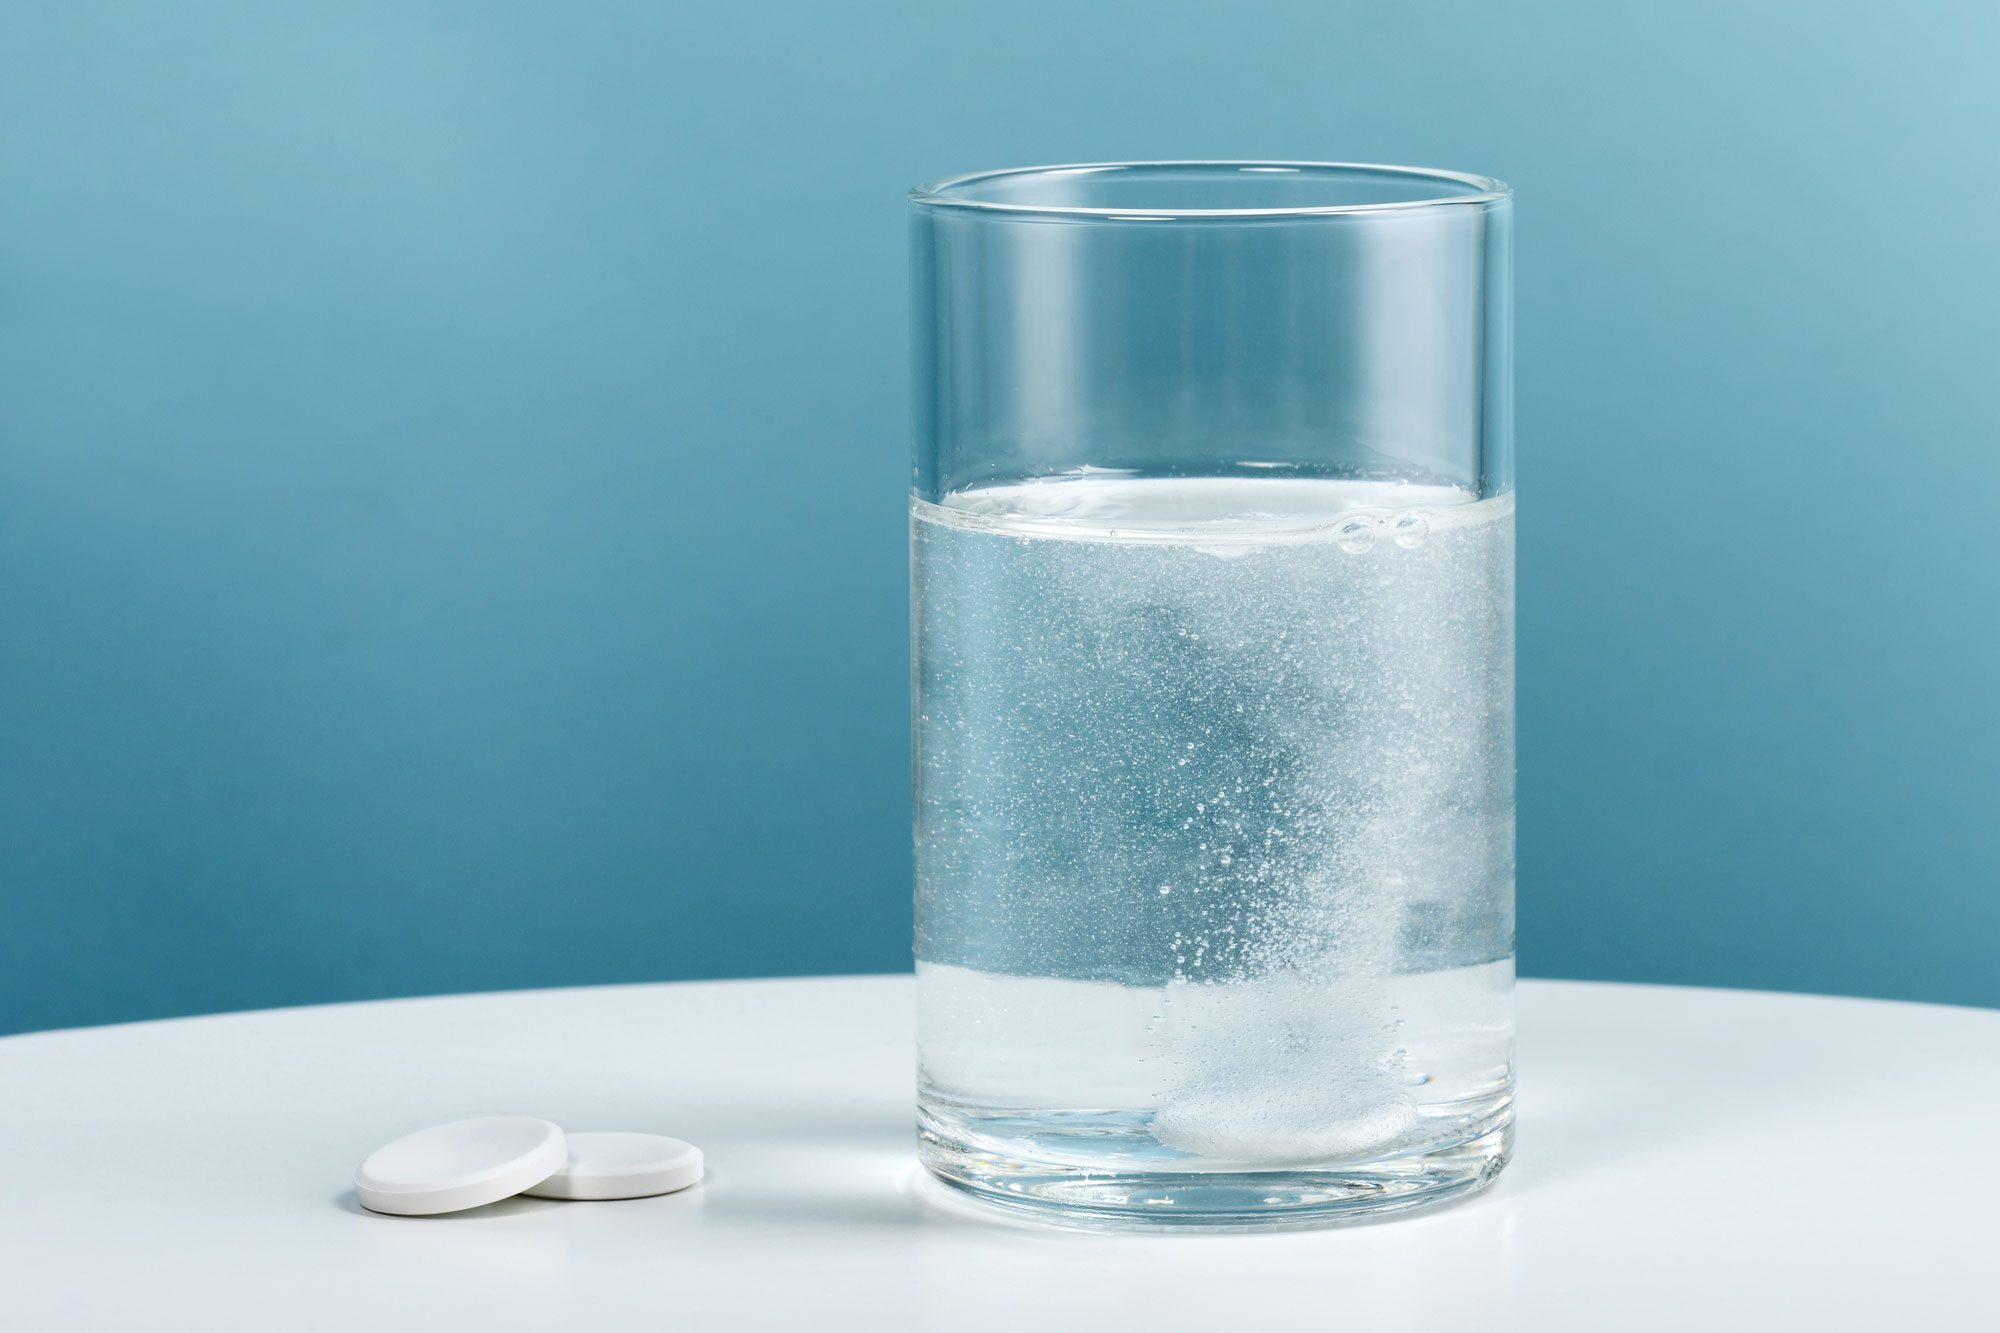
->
[909,160,1511,220]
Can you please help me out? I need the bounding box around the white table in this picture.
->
[3,976,1994,1330]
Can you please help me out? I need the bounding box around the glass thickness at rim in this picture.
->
[909,160,1510,220]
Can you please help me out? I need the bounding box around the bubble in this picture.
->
[1392,512,1430,549]
[1334,517,1378,554]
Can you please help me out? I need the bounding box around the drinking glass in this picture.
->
[910,162,1513,1228]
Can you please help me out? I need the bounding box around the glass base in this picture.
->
[918,1100,1512,1231]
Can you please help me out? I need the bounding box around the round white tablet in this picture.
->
[521,1131,704,1201]
[354,1116,567,1216]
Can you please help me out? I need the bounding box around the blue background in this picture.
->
[4,2,1996,1034]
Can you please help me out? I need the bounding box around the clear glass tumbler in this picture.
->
[910,162,1513,1228]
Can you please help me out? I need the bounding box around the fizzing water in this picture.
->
[912,474,1514,1214]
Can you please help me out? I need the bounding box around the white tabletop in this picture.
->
[3,976,1994,1330]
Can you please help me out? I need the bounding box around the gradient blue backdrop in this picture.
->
[4,1,1996,1034]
